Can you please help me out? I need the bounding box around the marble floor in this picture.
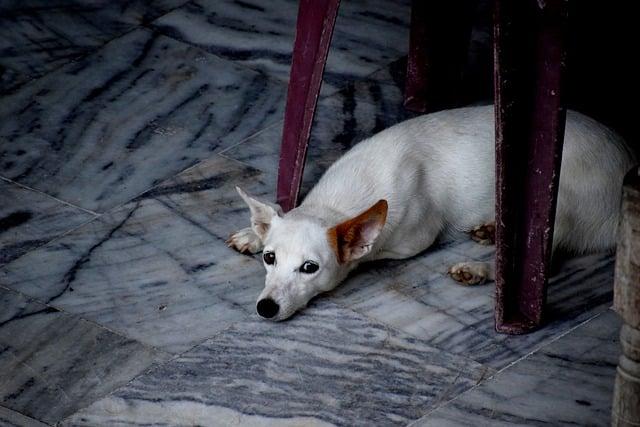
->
[0,1,623,426]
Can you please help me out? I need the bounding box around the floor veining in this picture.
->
[0,1,622,425]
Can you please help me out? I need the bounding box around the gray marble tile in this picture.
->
[0,288,169,425]
[0,8,123,94]
[0,0,189,94]
[413,309,621,426]
[0,64,26,95]
[64,301,493,427]
[0,405,48,427]
[0,0,186,16]
[152,0,411,95]
[222,60,418,196]
[0,28,286,212]
[0,179,95,266]
[329,244,615,369]
[0,156,274,354]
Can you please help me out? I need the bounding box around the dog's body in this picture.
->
[229,105,636,321]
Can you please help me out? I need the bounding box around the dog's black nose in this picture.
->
[257,298,279,318]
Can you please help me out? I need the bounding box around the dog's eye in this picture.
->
[263,252,276,265]
[299,261,319,274]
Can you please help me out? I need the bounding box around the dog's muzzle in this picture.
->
[256,298,279,319]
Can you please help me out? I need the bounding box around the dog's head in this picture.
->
[237,187,387,321]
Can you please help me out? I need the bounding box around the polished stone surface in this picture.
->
[0,179,95,266]
[0,28,286,212]
[331,249,615,369]
[152,0,411,95]
[413,309,621,426]
[0,405,48,427]
[0,288,169,425]
[63,301,492,427]
[1,147,619,423]
[0,0,624,424]
[0,0,188,93]
[0,157,272,354]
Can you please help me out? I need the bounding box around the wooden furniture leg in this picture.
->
[612,167,640,426]
[276,0,341,212]
[493,0,569,333]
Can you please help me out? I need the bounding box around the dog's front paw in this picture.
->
[226,227,263,254]
[448,262,491,286]
[469,222,496,245]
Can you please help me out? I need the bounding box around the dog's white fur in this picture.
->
[228,105,636,321]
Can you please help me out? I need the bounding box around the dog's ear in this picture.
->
[328,200,388,264]
[236,187,283,240]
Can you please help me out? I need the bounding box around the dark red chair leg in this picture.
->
[493,0,569,334]
[276,0,341,212]
[404,0,473,113]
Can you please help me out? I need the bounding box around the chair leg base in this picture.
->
[493,0,569,333]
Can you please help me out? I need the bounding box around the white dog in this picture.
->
[227,105,636,321]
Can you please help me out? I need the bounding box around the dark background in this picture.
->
[459,0,639,155]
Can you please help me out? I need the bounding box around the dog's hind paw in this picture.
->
[469,222,495,245]
[448,262,492,286]
[226,227,263,254]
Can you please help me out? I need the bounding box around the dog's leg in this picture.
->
[469,221,495,245]
[226,227,264,254]
[448,261,494,285]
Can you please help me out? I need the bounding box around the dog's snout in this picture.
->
[257,298,279,319]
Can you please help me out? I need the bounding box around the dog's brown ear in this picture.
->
[328,200,388,264]
[236,187,283,240]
